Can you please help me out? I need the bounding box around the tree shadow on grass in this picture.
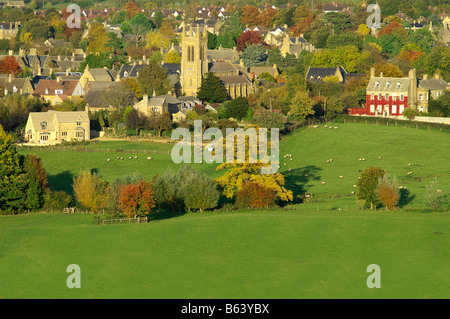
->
[283,165,322,203]
[398,188,415,208]
[47,170,74,195]
[148,208,188,222]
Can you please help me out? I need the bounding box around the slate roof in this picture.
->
[419,78,448,90]
[305,67,347,82]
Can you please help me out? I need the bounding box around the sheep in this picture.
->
[134,156,138,159]
[304,174,309,177]
[353,184,357,188]
[437,190,443,193]
[107,158,111,162]
[147,157,152,160]
[288,168,292,172]
[378,156,382,159]
[334,126,338,129]
[408,163,412,166]
[129,157,132,160]
[339,176,344,179]
[327,160,330,163]
[321,182,326,185]
[284,163,287,166]
[290,158,293,161]
[407,172,413,175]
[351,191,355,195]
[329,158,333,162]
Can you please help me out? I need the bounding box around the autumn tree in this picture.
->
[235,181,277,209]
[236,30,263,52]
[118,180,155,217]
[240,5,260,27]
[258,7,277,27]
[376,174,400,210]
[0,56,21,76]
[122,1,140,19]
[215,163,293,204]
[73,170,110,213]
[164,49,181,63]
[86,23,110,55]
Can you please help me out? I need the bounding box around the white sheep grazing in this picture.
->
[288,168,292,171]
[283,163,287,166]
[135,156,138,159]
[321,182,326,185]
[334,127,338,129]
[351,191,355,195]
[147,157,152,160]
[107,159,111,162]
[437,190,443,193]
[339,176,343,178]
[407,172,413,175]
[129,157,132,160]
[304,174,308,177]
[353,184,357,188]
[329,158,333,162]
[408,163,412,166]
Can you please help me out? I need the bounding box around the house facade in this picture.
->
[24,110,90,144]
[362,68,449,116]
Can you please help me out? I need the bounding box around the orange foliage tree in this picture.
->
[118,180,155,218]
[0,56,21,76]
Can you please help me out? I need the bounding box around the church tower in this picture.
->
[180,24,208,96]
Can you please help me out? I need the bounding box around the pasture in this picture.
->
[2,122,448,299]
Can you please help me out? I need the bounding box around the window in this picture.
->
[76,121,81,126]
[400,94,404,101]
[371,93,374,99]
[399,105,404,114]
[418,93,423,101]
[76,131,84,138]
[40,134,49,141]
[396,82,401,89]
[377,105,382,113]
[62,132,67,137]
[392,105,397,114]
[45,88,49,94]
[385,93,389,100]
[375,81,380,88]
[378,93,382,100]
[40,121,47,129]
[393,94,397,101]
[426,93,428,100]
[370,105,375,113]
[386,82,391,88]
[55,89,63,95]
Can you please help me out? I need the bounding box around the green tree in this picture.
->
[357,166,386,209]
[197,72,228,103]
[223,97,249,121]
[137,60,172,96]
[241,44,267,66]
[288,90,315,120]
[0,125,26,214]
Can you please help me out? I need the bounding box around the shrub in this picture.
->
[43,190,73,211]
[235,181,277,209]
[423,179,447,210]
[376,175,399,210]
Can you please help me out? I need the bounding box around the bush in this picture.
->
[235,181,277,209]
[43,190,73,211]
[423,179,447,210]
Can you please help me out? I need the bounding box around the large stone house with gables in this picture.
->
[24,110,90,144]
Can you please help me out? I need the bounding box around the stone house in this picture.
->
[24,110,90,144]
[33,78,84,105]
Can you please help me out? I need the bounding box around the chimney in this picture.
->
[19,48,24,56]
[58,55,61,61]
[8,73,12,83]
[380,72,383,77]
[143,94,148,102]
[239,59,244,67]
[57,76,61,83]
[143,55,146,61]
[139,60,143,65]
[423,74,428,80]
[434,71,440,80]
[152,90,156,97]
[409,68,417,110]
[8,50,13,56]
[66,69,70,76]
[30,48,37,55]
[370,67,375,78]
[128,56,132,63]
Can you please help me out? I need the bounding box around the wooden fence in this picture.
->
[101,217,149,225]
[17,145,172,155]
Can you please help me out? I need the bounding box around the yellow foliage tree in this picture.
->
[146,30,171,50]
[73,170,110,213]
[164,49,181,63]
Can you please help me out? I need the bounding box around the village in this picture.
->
[0,0,449,301]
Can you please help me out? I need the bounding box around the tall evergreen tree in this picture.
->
[197,72,228,103]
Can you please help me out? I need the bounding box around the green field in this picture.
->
[1,122,448,298]
[0,211,449,298]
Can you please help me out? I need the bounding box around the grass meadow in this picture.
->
[0,122,448,298]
